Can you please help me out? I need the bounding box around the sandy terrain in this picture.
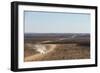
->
[24,44,90,62]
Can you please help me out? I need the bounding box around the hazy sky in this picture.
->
[24,11,90,33]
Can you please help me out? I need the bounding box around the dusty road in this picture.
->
[24,44,90,62]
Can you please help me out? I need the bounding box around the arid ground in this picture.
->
[24,43,90,62]
[24,33,90,62]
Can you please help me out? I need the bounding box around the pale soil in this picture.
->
[24,44,90,62]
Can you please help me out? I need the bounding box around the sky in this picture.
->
[24,11,90,33]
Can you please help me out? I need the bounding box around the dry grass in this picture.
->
[24,44,90,62]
